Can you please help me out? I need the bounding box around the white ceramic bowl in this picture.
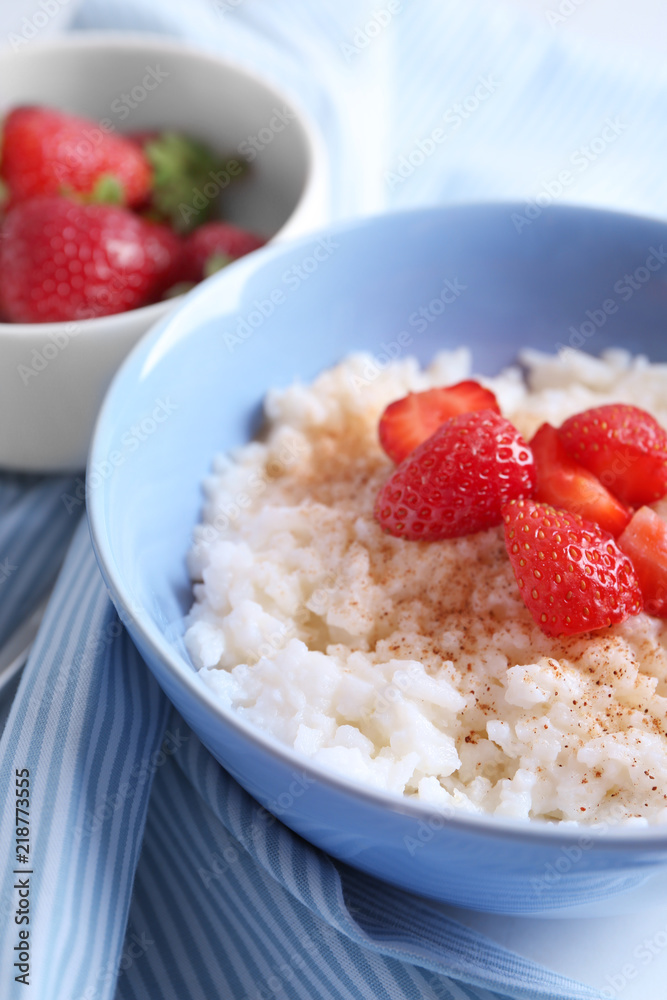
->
[0,33,329,471]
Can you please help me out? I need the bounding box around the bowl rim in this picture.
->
[89,200,667,849]
[0,29,328,339]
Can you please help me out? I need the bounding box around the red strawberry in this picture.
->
[618,506,667,617]
[558,404,667,506]
[379,381,500,465]
[1,106,152,208]
[530,423,631,536]
[502,499,642,637]
[0,195,183,323]
[374,409,536,540]
[181,221,266,283]
[128,130,161,148]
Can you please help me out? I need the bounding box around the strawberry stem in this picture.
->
[203,251,233,278]
[89,174,125,205]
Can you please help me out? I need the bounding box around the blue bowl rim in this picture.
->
[88,201,667,849]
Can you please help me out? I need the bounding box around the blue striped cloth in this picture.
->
[73,0,667,223]
[0,509,605,1000]
[4,1,667,997]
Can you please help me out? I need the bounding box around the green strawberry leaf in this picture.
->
[143,132,247,234]
[89,174,125,205]
[162,281,196,299]
[203,251,234,278]
[57,175,126,206]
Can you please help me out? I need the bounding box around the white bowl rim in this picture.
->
[0,29,327,340]
[89,200,667,850]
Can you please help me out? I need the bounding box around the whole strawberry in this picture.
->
[374,409,536,540]
[503,499,642,636]
[181,222,266,283]
[0,196,183,323]
[1,106,152,208]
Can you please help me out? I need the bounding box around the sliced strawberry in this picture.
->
[618,506,667,617]
[374,409,535,540]
[530,423,631,537]
[558,404,667,506]
[502,499,642,636]
[378,381,500,465]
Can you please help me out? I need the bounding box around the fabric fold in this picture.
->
[0,519,171,999]
[0,511,608,1000]
[0,474,81,654]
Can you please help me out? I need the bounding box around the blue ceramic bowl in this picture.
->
[88,204,667,915]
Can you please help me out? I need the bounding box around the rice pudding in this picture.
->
[186,347,667,825]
